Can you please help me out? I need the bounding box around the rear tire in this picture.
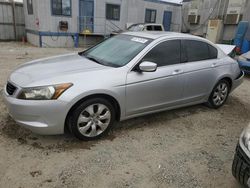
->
[207,79,230,109]
[69,98,115,140]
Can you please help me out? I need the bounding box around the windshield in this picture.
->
[128,24,144,31]
[82,35,152,67]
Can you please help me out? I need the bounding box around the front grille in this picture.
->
[6,82,17,95]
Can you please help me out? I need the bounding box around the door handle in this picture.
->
[172,69,183,75]
[211,63,218,67]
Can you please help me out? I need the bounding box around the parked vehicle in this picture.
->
[232,125,250,187]
[112,23,165,35]
[238,51,250,74]
[3,32,244,140]
[127,23,165,32]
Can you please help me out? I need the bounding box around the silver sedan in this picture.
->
[3,32,244,140]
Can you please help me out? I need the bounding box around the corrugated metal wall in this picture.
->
[0,2,25,40]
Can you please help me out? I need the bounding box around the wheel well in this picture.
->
[64,94,121,133]
[221,77,232,90]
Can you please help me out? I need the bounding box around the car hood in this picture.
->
[9,53,111,87]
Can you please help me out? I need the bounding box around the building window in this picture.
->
[27,0,33,15]
[51,0,71,16]
[106,4,120,21]
[145,9,156,23]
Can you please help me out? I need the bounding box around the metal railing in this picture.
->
[78,16,123,36]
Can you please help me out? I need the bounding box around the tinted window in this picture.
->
[185,40,210,62]
[208,44,218,59]
[106,4,120,20]
[142,40,181,67]
[181,40,187,63]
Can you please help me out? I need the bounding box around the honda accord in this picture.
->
[3,32,244,140]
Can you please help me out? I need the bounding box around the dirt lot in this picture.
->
[0,42,249,188]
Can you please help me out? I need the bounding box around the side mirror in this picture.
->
[139,61,157,72]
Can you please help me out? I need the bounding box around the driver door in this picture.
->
[125,40,185,116]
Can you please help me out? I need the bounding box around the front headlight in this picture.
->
[242,126,250,151]
[18,83,73,100]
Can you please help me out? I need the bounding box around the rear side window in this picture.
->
[142,40,181,67]
[184,40,210,62]
[208,44,218,59]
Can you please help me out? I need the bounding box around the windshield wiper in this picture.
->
[85,56,101,64]
[84,55,120,68]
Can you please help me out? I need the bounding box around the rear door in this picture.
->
[181,40,220,102]
[126,40,186,116]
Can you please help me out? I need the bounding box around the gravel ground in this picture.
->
[0,42,249,188]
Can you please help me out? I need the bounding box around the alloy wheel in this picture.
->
[212,82,229,106]
[77,103,111,137]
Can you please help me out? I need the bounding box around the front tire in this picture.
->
[207,79,230,109]
[69,98,115,140]
[232,152,250,187]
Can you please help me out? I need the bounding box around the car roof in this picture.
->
[122,31,205,41]
[129,23,163,27]
[143,23,163,26]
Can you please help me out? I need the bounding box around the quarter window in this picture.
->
[142,40,181,67]
[106,4,120,21]
[51,0,71,16]
[27,0,33,15]
[145,9,156,23]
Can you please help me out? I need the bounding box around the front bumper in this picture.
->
[232,141,250,187]
[2,88,69,135]
[231,70,245,92]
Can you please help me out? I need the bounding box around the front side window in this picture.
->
[184,40,217,62]
[142,40,181,67]
[51,0,71,16]
[82,35,152,67]
[106,4,120,20]
[145,9,156,23]
[27,0,33,15]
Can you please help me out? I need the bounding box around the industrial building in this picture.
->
[182,0,250,43]
[23,0,182,47]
